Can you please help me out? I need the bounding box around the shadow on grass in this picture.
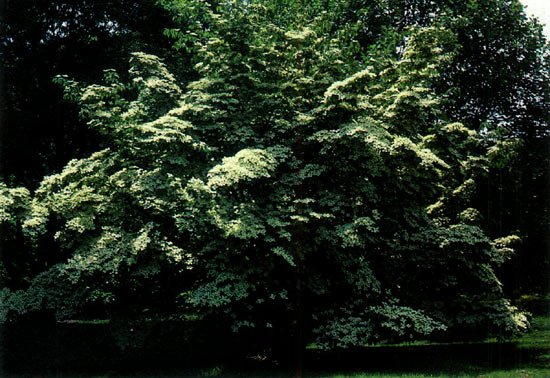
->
[303,341,548,377]
[1,319,548,377]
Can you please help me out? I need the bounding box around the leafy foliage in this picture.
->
[0,0,539,353]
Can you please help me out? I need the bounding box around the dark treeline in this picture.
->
[1,0,193,188]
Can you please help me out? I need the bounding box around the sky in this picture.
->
[521,0,550,37]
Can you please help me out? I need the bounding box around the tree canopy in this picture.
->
[1,0,547,355]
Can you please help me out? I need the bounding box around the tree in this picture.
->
[0,1,528,354]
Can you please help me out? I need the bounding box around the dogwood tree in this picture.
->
[0,0,528,351]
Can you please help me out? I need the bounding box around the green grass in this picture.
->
[147,317,550,377]
[310,369,550,377]
[296,316,549,378]
[3,317,549,377]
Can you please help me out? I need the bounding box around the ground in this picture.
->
[2,313,548,377]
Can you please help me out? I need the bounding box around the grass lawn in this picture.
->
[2,316,549,377]
[194,316,550,378]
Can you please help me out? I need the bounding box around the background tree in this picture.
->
[0,0,191,189]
